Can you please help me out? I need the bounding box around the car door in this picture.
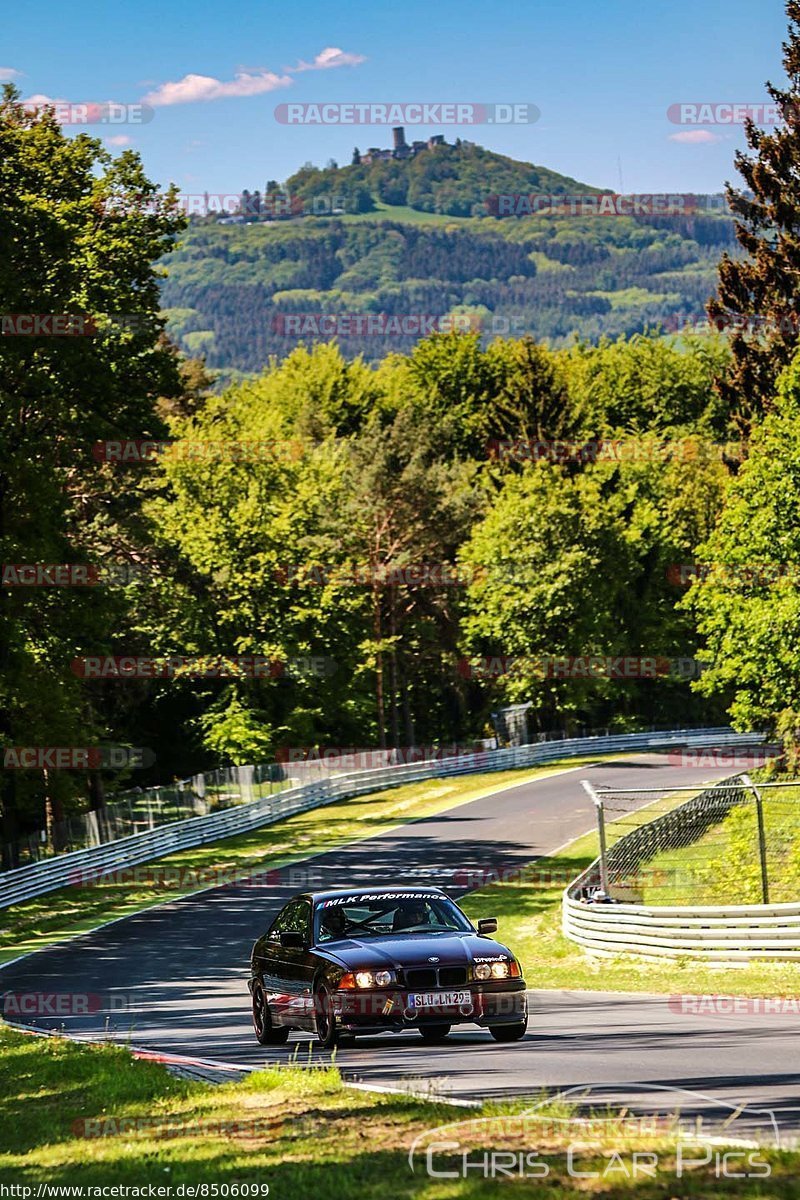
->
[262,899,314,1029]
[257,903,294,1024]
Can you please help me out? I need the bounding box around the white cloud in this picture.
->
[105,134,131,146]
[141,46,365,107]
[22,93,67,106]
[142,69,292,107]
[288,47,367,72]
[668,129,722,144]
[0,67,23,81]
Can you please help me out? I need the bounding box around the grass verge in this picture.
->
[0,1024,796,1195]
[0,757,603,967]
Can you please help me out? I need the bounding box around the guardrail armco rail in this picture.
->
[561,769,800,963]
[0,727,757,911]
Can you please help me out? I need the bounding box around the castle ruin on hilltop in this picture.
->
[357,127,446,165]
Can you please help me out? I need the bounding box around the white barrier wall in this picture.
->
[563,890,800,962]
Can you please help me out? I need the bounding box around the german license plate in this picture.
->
[408,989,471,1008]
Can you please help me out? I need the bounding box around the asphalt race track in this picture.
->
[3,753,798,1142]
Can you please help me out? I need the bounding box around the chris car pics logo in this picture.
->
[408,1084,779,1181]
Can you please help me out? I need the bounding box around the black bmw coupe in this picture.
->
[248,885,528,1048]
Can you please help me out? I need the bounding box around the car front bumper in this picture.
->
[333,980,527,1031]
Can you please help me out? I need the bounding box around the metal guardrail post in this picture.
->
[582,779,609,895]
[742,773,769,904]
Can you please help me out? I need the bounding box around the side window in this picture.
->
[286,900,311,940]
[270,901,297,937]
[270,900,310,940]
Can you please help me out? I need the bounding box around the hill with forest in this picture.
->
[159,139,737,376]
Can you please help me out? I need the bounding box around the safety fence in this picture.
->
[563,771,800,961]
[0,727,757,910]
[6,763,294,867]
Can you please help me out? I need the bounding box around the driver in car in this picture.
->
[392,900,430,932]
[319,906,348,941]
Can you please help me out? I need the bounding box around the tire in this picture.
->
[315,983,340,1050]
[419,1024,451,1043]
[252,982,290,1046]
[489,1020,527,1042]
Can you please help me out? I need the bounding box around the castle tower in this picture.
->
[392,126,407,152]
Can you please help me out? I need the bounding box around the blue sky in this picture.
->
[2,0,790,195]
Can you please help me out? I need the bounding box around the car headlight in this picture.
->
[354,969,395,988]
[490,961,510,979]
[474,963,492,980]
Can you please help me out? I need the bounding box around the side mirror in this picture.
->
[279,930,306,949]
[477,917,498,935]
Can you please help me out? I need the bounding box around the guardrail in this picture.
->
[0,727,758,911]
[561,769,800,962]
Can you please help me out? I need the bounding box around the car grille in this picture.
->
[405,966,468,988]
[439,966,468,987]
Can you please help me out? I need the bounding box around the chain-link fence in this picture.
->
[584,776,800,905]
[2,762,294,867]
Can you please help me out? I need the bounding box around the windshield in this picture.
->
[314,892,473,943]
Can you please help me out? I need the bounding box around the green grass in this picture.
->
[332,203,472,226]
[0,757,604,966]
[527,249,575,274]
[587,286,683,310]
[1,1025,797,1195]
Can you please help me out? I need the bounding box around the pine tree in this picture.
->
[709,0,800,430]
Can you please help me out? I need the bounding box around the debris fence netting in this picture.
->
[590,778,800,906]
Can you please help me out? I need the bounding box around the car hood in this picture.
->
[320,932,513,971]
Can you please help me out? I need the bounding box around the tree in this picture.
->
[461,454,728,732]
[317,408,482,747]
[0,86,185,860]
[686,352,800,740]
[708,0,800,429]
